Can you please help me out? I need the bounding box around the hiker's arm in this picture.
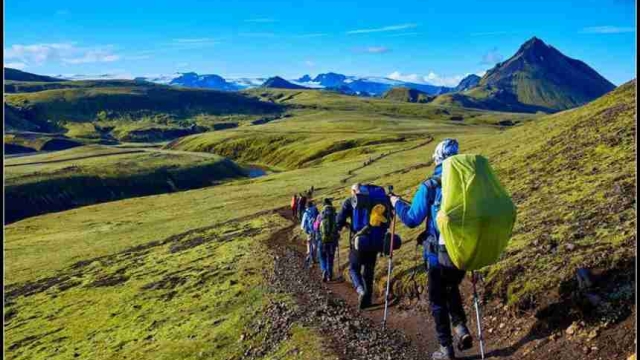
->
[336,198,352,231]
[393,184,429,228]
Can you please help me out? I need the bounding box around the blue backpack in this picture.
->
[351,184,392,252]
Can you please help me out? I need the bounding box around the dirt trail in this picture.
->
[265,207,492,360]
[265,205,636,360]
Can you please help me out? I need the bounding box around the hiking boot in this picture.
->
[322,271,328,282]
[453,324,473,351]
[431,345,455,360]
[356,286,368,309]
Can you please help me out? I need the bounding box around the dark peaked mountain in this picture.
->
[297,74,312,82]
[261,76,309,89]
[481,37,615,108]
[454,74,481,91]
[5,68,64,82]
[312,72,348,87]
[434,37,616,113]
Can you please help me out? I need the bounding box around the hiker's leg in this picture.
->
[446,268,468,327]
[315,235,322,263]
[428,266,454,347]
[362,251,377,304]
[319,243,328,273]
[349,250,365,291]
[327,242,336,278]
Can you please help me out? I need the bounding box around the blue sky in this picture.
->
[4,0,636,85]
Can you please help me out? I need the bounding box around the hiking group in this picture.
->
[290,139,516,360]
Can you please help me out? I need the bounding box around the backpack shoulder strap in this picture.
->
[422,175,441,230]
[423,175,441,190]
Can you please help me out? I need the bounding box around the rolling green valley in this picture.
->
[3,12,636,359]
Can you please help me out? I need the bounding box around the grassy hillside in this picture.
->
[165,108,504,169]
[5,81,283,136]
[381,80,636,312]
[4,67,64,82]
[4,133,84,153]
[382,87,434,103]
[244,87,535,124]
[5,145,247,223]
[4,80,635,359]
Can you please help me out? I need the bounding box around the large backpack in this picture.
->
[435,154,516,270]
[320,205,337,243]
[351,184,392,252]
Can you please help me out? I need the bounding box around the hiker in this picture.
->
[297,194,307,222]
[337,183,391,309]
[291,194,298,219]
[317,198,338,282]
[390,139,472,360]
[301,201,319,267]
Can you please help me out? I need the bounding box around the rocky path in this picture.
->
[262,206,636,360]
[262,207,491,360]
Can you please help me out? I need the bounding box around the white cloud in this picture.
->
[366,46,390,53]
[347,23,417,35]
[388,32,420,37]
[5,62,27,70]
[480,47,503,65]
[354,46,391,54]
[4,42,121,66]
[5,43,74,65]
[304,60,316,67]
[387,71,465,87]
[581,26,635,34]
[63,49,120,64]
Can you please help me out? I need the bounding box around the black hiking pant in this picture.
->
[427,258,467,347]
[349,249,377,304]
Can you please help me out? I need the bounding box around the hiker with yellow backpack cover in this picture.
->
[390,139,516,360]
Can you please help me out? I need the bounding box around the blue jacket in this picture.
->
[301,206,319,234]
[336,197,353,232]
[394,164,443,238]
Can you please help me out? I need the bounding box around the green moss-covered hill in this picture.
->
[433,37,616,113]
[5,80,283,133]
[382,87,435,103]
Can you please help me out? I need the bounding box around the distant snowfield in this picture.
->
[50,72,453,96]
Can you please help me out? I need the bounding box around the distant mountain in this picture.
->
[383,87,435,103]
[261,76,310,89]
[169,72,242,91]
[300,73,453,96]
[313,72,348,87]
[435,37,616,113]
[454,74,481,92]
[5,68,64,82]
[297,74,312,82]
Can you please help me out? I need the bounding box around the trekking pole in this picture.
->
[382,186,396,330]
[472,271,486,359]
